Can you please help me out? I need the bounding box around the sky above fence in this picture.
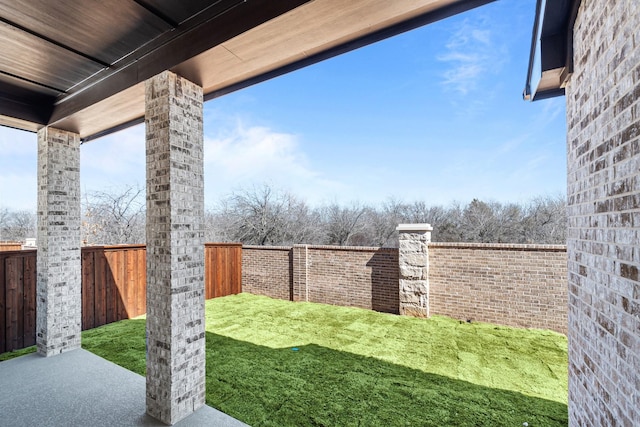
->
[0,0,566,211]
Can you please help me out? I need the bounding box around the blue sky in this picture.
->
[0,0,566,211]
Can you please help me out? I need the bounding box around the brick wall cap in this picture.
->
[429,242,566,251]
[243,245,293,251]
[396,223,433,232]
[293,244,395,252]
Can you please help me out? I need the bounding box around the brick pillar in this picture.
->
[36,127,82,356]
[145,70,205,425]
[397,224,432,317]
[292,245,308,302]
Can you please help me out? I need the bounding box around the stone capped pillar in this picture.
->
[36,127,82,356]
[145,70,205,425]
[397,223,432,317]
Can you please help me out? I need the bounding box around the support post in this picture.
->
[36,127,82,356]
[145,70,206,424]
[397,223,432,317]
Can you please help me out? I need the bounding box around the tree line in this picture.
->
[0,184,566,246]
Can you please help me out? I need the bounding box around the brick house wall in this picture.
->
[566,1,640,424]
[429,243,567,334]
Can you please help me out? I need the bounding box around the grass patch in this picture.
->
[2,293,568,426]
[0,345,35,362]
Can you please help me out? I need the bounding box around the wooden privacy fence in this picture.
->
[205,243,242,298]
[0,242,22,251]
[0,243,241,353]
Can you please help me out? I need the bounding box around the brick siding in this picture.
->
[566,1,640,424]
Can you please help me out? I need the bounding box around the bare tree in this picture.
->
[0,208,36,242]
[210,185,320,245]
[205,184,567,246]
[82,185,145,245]
[322,202,367,246]
[521,195,567,244]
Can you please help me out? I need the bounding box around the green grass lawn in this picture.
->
[1,293,568,426]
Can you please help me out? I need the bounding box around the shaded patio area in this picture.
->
[0,349,247,427]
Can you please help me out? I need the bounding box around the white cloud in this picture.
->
[203,123,344,205]
[205,124,312,180]
[437,18,506,96]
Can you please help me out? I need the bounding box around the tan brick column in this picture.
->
[145,70,205,424]
[397,224,432,317]
[36,127,81,356]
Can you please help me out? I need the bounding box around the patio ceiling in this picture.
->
[0,0,494,141]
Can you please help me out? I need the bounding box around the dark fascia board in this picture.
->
[524,0,582,101]
[49,0,312,125]
[81,117,145,144]
[205,0,498,102]
[81,0,497,142]
[0,79,55,125]
[0,96,53,125]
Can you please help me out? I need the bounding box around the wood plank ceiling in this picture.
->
[0,0,494,141]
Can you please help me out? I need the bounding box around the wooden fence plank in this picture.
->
[125,248,134,318]
[113,249,124,322]
[105,251,116,325]
[81,250,95,330]
[6,256,23,351]
[22,254,36,347]
[136,249,146,317]
[204,246,213,299]
[94,251,107,327]
[0,253,6,353]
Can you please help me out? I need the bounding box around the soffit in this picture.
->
[0,0,494,140]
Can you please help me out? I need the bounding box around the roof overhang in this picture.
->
[523,0,582,101]
[0,0,495,141]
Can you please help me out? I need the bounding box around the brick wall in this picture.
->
[241,243,566,332]
[566,1,640,424]
[429,243,567,334]
[292,245,399,314]
[242,246,292,300]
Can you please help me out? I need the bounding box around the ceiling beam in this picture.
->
[49,0,312,124]
[131,0,179,28]
[0,16,110,69]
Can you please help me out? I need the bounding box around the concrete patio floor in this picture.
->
[0,348,248,427]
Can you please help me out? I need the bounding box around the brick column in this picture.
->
[36,127,82,356]
[292,245,308,302]
[145,70,205,425]
[397,224,432,317]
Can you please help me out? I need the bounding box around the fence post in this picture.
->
[397,224,433,317]
[292,245,308,302]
